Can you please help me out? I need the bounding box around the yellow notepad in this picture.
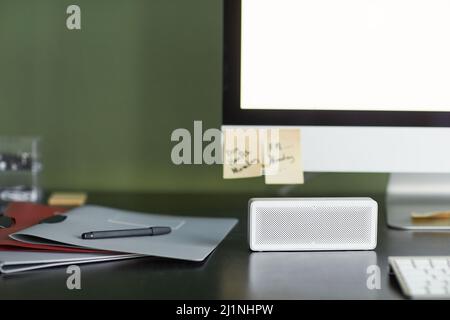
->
[48,192,87,206]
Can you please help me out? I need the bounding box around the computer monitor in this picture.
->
[223,0,450,230]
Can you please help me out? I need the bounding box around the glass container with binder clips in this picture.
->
[0,137,42,203]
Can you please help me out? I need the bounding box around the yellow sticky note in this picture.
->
[48,192,88,206]
[263,128,304,185]
[223,128,262,179]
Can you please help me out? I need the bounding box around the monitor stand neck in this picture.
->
[387,173,450,230]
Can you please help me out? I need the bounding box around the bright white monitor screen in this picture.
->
[241,0,450,112]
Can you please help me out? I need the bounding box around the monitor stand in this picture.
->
[387,173,450,230]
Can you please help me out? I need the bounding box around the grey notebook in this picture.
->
[11,205,238,262]
[0,251,142,274]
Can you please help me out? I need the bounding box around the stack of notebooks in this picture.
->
[0,202,237,274]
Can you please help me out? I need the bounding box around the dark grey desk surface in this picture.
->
[1,192,449,300]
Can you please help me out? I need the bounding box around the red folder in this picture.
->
[0,202,103,253]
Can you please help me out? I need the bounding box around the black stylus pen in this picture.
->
[81,226,171,240]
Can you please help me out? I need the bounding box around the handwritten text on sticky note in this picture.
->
[263,128,304,184]
[223,128,262,179]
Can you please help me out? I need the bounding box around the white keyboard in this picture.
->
[389,256,450,299]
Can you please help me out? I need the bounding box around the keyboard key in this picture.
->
[409,287,428,296]
[396,259,414,269]
[428,286,447,295]
[431,259,449,269]
[413,259,431,269]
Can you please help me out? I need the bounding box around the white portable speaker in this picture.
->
[249,198,378,251]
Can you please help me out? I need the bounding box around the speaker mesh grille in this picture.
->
[254,205,373,246]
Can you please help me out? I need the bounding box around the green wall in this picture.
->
[0,0,388,195]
